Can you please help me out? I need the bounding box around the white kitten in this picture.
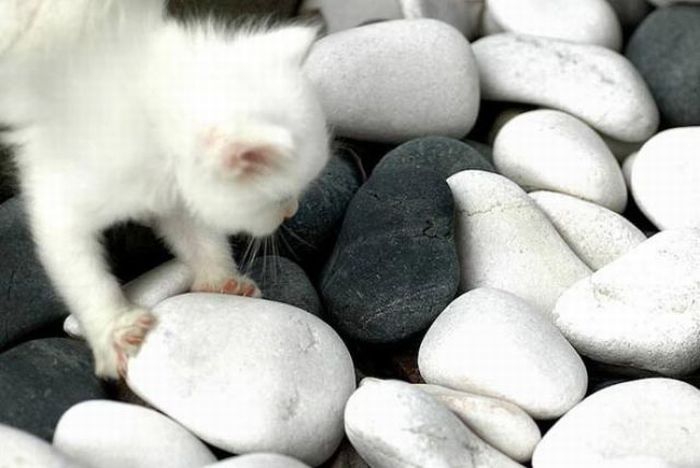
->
[0,0,329,379]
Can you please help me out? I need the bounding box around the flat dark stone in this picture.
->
[247,256,323,317]
[320,166,459,343]
[168,0,300,20]
[372,136,495,179]
[626,5,700,127]
[0,338,107,440]
[0,144,15,203]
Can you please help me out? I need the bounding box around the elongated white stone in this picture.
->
[0,423,85,468]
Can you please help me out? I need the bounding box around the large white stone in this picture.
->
[532,378,700,468]
[494,110,628,212]
[415,384,541,462]
[630,127,700,230]
[447,170,591,314]
[53,400,216,468]
[345,378,524,468]
[204,454,310,468]
[530,191,646,270]
[304,19,480,143]
[483,0,622,50]
[0,423,85,468]
[419,288,587,419]
[126,294,356,466]
[553,229,700,375]
[64,259,193,338]
[472,33,658,142]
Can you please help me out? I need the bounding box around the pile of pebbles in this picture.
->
[2,0,700,466]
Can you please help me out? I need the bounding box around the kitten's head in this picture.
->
[163,23,329,237]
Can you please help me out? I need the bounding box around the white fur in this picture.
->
[0,0,329,378]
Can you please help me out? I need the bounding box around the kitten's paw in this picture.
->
[93,309,156,380]
[193,274,262,298]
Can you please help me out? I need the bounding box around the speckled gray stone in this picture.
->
[473,33,658,142]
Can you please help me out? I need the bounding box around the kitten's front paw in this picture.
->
[93,309,156,380]
[192,274,262,298]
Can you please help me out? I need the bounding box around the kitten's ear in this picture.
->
[271,25,320,65]
[221,126,294,177]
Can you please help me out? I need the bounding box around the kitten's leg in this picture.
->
[156,213,261,298]
[30,210,155,379]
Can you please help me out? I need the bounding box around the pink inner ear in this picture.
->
[223,143,278,175]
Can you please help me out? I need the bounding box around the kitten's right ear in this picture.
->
[272,25,320,65]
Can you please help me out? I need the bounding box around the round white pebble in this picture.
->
[0,423,85,468]
[204,453,310,468]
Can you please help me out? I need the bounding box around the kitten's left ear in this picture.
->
[271,25,320,65]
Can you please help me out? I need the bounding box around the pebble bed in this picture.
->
[1,0,700,467]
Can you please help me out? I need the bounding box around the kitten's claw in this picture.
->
[94,309,156,380]
[193,274,262,298]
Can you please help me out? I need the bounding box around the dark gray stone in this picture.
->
[0,198,69,349]
[168,0,300,20]
[247,256,323,316]
[0,144,15,203]
[320,166,459,343]
[626,5,700,127]
[278,149,363,271]
[0,338,107,441]
[372,136,495,179]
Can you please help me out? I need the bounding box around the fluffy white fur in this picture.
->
[0,0,329,378]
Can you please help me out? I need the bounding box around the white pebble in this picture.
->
[0,423,85,468]
[533,378,700,468]
[494,109,628,212]
[415,384,541,462]
[203,453,310,468]
[553,229,700,375]
[305,19,480,143]
[447,170,591,315]
[530,191,646,270]
[345,378,524,468]
[53,400,215,468]
[472,33,658,142]
[126,294,356,466]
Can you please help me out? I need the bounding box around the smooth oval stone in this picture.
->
[530,191,646,270]
[54,400,216,468]
[553,229,700,375]
[626,5,700,127]
[494,110,628,212]
[204,453,310,468]
[321,165,458,343]
[372,136,495,179]
[484,0,622,50]
[0,338,107,440]
[533,378,700,467]
[0,423,85,468]
[419,288,587,419]
[415,384,541,462]
[472,33,658,142]
[305,19,480,143]
[345,378,524,468]
[126,294,356,466]
[447,170,591,315]
[596,457,680,468]
[0,198,69,348]
[630,127,700,230]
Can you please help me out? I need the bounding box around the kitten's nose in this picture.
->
[284,199,299,220]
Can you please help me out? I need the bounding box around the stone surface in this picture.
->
[305,19,480,143]
[533,378,700,468]
[0,423,85,468]
[317,0,403,33]
[248,256,322,317]
[0,198,70,349]
[447,170,591,315]
[626,5,700,127]
[167,0,300,20]
[320,165,459,343]
[345,378,524,468]
[630,127,700,230]
[553,229,700,376]
[484,0,622,50]
[530,191,646,270]
[493,109,628,212]
[472,33,658,142]
[372,136,495,179]
[127,294,355,466]
[204,454,310,467]
[54,400,216,468]
[0,144,15,203]
[419,288,587,419]
[279,150,363,269]
[415,383,541,462]
[0,338,107,440]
